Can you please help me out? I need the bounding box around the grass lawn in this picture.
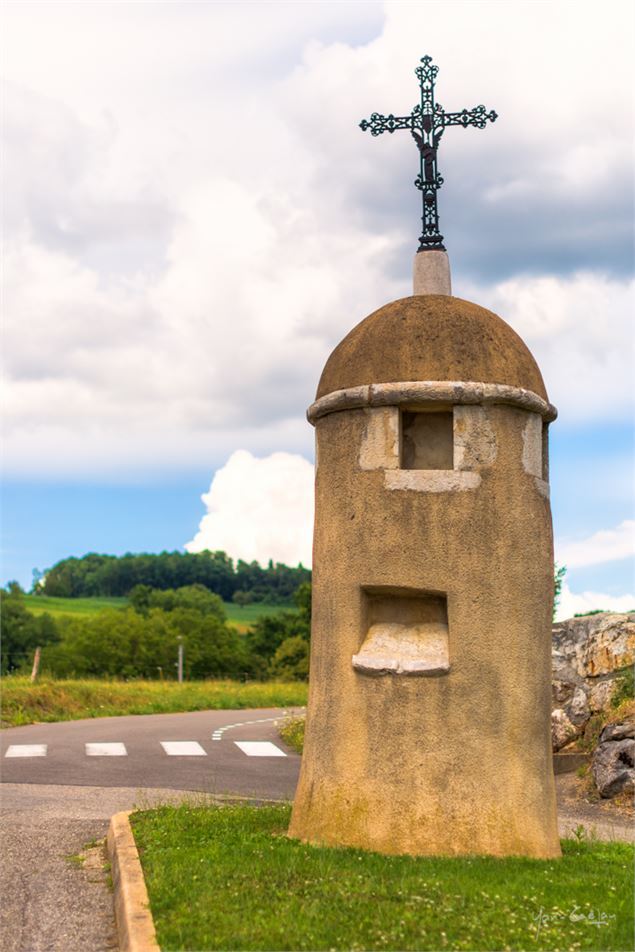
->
[131,803,634,951]
[1,678,307,728]
[20,594,293,631]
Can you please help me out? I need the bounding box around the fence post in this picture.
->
[177,638,183,683]
[30,646,41,683]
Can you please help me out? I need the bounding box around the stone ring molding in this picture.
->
[307,380,558,425]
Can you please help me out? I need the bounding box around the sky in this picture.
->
[2,0,633,620]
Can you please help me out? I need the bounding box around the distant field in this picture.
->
[21,594,294,630]
[22,594,128,617]
[225,602,294,631]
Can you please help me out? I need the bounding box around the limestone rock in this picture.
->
[551,708,579,751]
[592,721,635,798]
[600,720,635,744]
[552,612,635,680]
[551,613,634,747]
[568,686,590,725]
[589,679,617,713]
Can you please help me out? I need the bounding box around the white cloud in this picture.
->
[185,451,314,567]
[461,272,635,422]
[555,583,634,623]
[1,1,633,478]
[556,520,635,570]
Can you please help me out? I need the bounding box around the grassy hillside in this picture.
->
[225,601,294,632]
[21,594,294,631]
[22,594,128,617]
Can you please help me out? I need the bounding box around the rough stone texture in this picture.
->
[601,721,635,743]
[359,407,400,471]
[454,405,497,469]
[290,296,560,859]
[316,296,549,401]
[521,413,543,477]
[592,720,635,798]
[413,250,452,295]
[551,708,579,752]
[551,612,634,747]
[308,380,556,424]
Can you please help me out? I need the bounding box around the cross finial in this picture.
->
[360,55,497,253]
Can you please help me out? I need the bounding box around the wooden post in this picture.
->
[177,638,183,683]
[30,646,41,683]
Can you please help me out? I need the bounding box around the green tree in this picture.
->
[0,585,60,673]
[246,582,311,679]
[45,605,247,680]
[129,584,226,621]
[269,636,309,681]
[553,564,566,620]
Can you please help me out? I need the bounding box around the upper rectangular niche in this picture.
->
[401,411,453,470]
[352,588,450,677]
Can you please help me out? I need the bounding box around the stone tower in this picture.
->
[288,255,561,858]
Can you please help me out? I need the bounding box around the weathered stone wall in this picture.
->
[290,401,560,858]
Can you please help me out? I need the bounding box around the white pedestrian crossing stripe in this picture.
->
[160,741,207,756]
[85,743,127,756]
[234,741,287,757]
[5,744,47,758]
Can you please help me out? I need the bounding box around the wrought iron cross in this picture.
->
[360,55,497,252]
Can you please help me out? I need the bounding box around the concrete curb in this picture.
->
[107,810,160,952]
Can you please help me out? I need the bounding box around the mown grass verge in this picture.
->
[131,803,633,951]
[1,678,307,728]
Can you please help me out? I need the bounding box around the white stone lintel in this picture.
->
[384,470,481,493]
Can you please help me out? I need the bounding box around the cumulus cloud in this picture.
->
[2,0,633,478]
[185,451,314,567]
[556,521,635,569]
[462,272,635,422]
[555,583,634,623]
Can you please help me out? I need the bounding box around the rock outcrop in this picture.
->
[551,612,634,751]
[592,720,635,798]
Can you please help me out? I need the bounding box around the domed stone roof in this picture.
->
[316,295,548,401]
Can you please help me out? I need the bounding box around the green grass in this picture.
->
[131,804,634,951]
[21,594,129,618]
[278,715,305,754]
[223,601,294,632]
[1,677,307,727]
[20,594,292,631]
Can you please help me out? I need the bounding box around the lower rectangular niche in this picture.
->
[352,588,449,676]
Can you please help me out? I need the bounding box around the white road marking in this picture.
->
[234,741,287,757]
[85,743,127,756]
[160,741,207,756]
[4,744,47,758]
[211,715,285,740]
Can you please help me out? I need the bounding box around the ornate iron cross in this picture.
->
[360,55,497,252]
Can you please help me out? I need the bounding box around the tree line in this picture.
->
[35,550,311,603]
[1,582,310,681]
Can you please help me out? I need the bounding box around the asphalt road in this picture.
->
[0,707,303,799]
[1,708,302,952]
